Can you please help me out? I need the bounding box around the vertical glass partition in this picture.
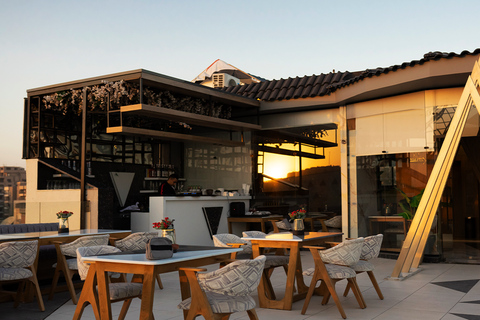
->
[356,152,437,254]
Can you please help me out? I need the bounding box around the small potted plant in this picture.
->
[288,208,307,235]
[153,217,176,244]
[56,210,73,233]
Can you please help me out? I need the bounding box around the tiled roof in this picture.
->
[221,49,480,102]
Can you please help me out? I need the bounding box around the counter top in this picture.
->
[153,195,251,201]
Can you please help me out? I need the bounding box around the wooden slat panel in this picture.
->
[106,126,245,147]
[120,104,261,131]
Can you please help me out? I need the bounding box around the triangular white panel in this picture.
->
[110,172,135,207]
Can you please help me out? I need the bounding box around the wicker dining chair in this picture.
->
[178,255,266,320]
[113,231,163,289]
[73,245,144,320]
[301,238,366,319]
[0,240,45,312]
[49,234,110,304]
[343,234,384,300]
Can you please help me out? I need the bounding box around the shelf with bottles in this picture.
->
[145,164,177,178]
[141,178,186,194]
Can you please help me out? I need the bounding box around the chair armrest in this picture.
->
[325,241,341,247]
[270,220,281,233]
[109,237,121,246]
[178,267,208,273]
[226,242,246,248]
[303,245,326,250]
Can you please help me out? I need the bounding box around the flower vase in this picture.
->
[292,219,305,235]
[161,229,176,244]
[58,217,69,233]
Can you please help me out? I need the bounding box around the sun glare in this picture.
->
[263,154,294,179]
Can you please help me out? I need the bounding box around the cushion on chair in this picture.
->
[242,231,268,238]
[275,219,292,231]
[212,233,253,256]
[0,241,38,268]
[115,232,158,252]
[197,256,266,296]
[60,234,110,257]
[264,255,289,268]
[351,260,375,272]
[324,216,342,228]
[178,292,256,313]
[52,258,78,270]
[105,282,143,300]
[0,267,33,281]
[303,264,357,279]
[360,234,383,260]
[320,238,364,266]
[77,245,122,280]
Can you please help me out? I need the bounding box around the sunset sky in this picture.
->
[1,0,479,168]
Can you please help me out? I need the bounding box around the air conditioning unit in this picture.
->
[212,73,240,88]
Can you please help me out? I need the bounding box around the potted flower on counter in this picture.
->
[153,217,176,244]
[56,210,73,233]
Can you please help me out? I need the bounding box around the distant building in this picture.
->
[0,166,26,224]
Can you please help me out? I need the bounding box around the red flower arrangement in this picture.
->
[56,210,74,219]
[153,217,175,229]
[288,208,306,222]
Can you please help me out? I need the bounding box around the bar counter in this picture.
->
[132,195,250,246]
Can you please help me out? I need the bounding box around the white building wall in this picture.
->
[25,159,81,230]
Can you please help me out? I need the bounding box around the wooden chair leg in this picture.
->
[301,273,320,315]
[348,278,366,309]
[64,267,79,304]
[14,281,25,308]
[156,274,163,289]
[48,266,61,300]
[118,299,133,320]
[343,281,351,297]
[28,266,45,312]
[367,271,384,300]
[247,309,259,320]
[324,278,347,319]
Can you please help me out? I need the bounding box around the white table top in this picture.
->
[242,231,342,242]
[82,248,241,265]
[1,229,130,238]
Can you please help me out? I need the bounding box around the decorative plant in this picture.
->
[396,188,424,220]
[153,217,175,229]
[288,208,306,222]
[56,210,74,219]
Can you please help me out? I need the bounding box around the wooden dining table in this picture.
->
[79,246,241,320]
[242,231,343,310]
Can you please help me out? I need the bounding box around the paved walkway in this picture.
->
[4,252,479,320]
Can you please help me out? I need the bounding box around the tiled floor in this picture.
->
[40,252,480,320]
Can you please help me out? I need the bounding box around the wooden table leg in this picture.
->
[228,221,232,234]
[282,244,299,309]
[139,265,156,320]
[178,269,191,319]
[253,241,300,310]
[96,263,113,320]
